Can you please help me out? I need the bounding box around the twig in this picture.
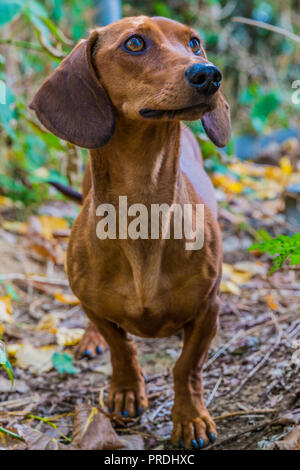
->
[214,409,276,421]
[206,376,222,408]
[0,38,44,52]
[35,29,66,60]
[0,273,69,287]
[232,16,300,44]
[205,419,271,450]
[231,328,283,396]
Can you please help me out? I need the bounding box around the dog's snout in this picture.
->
[185,63,222,94]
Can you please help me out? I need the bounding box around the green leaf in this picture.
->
[0,341,14,385]
[248,232,300,273]
[0,0,22,27]
[251,91,282,132]
[153,1,173,17]
[0,86,17,139]
[52,352,79,375]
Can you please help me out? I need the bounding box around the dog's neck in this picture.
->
[89,116,182,206]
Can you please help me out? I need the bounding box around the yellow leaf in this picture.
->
[220,281,241,295]
[0,297,13,323]
[15,344,55,374]
[279,156,293,175]
[0,323,4,336]
[212,175,243,193]
[0,196,14,208]
[6,343,22,357]
[230,271,253,285]
[36,313,62,333]
[264,166,282,180]
[54,292,80,305]
[56,327,85,347]
[38,215,69,240]
[264,294,279,311]
[2,221,28,235]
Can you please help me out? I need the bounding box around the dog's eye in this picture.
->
[190,38,201,55]
[124,36,146,53]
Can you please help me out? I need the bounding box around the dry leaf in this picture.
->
[271,426,300,450]
[120,435,144,450]
[0,296,13,323]
[264,294,279,311]
[36,312,63,333]
[2,221,28,235]
[54,292,80,305]
[220,280,241,295]
[27,216,65,264]
[37,215,69,240]
[15,344,55,374]
[15,425,68,450]
[56,327,84,347]
[71,404,124,450]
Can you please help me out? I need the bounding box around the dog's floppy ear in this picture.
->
[30,31,114,149]
[201,92,231,148]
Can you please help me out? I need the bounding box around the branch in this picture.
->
[232,16,300,44]
[0,38,44,52]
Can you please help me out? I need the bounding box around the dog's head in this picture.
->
[30,16,231,149]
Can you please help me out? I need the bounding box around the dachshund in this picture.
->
[30,16,231,449]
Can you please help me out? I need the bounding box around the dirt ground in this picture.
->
[0,184,299,450]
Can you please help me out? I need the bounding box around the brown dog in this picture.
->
[30,16,230,449]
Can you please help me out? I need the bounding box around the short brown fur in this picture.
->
[30,16,231,448]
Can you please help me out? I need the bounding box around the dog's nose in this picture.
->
[185,63,222,94]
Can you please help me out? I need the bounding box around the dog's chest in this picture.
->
[68,236,218,338]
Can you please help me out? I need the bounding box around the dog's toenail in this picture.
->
[137,407,143,416]
[117,411,122,416]
[192,439,199,449]
[179,438,184,448]
[209,432,216,443]
[123,410,129,418]
[109,408,114,414]
[96,346,103,354]
[198,438,205,448]
[82,349,92,358]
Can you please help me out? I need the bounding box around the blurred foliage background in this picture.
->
[0,0,299,207]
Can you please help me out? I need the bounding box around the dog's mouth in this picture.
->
[140,102,211,119]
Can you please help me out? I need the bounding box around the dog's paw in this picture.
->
[76,322,107,359]
[108,386,148,419]
[171,410,217,449]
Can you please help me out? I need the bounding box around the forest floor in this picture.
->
[0,154,300,450]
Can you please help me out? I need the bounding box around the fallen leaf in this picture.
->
[120,435,144,450]
[54,292,80,305]
[15,344,55,374]
[0,296,13,323]
[2,221,28,235]
[271,426,300,450]
[71,404,124,450]
[37,215,69,240]
[56,327,84,347]
[264,294,279,311]
[15,425,68,450]
[279,156,293,175]
[220,280,241,295]
[36,312,63,333]
[52,352,79,374]
[27,216,65,264]
[0,376,29,393]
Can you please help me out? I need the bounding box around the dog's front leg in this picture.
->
[82,307,148,418]
[171,297,220,449]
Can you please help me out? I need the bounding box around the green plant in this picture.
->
[0,340,14,385]
[249,232,300,274]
